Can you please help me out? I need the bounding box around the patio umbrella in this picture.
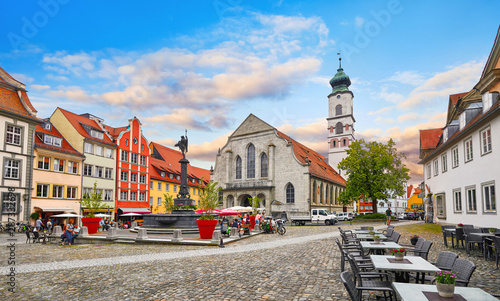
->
[94,213,111,218]
[119,213,142,216]
[195,209,221,214]
[218,209,240,216]
[228,206,253,212]
[52,213,83,217]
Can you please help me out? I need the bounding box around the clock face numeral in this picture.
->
[133,137,138,144]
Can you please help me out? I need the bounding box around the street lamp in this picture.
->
[150,205,153,214]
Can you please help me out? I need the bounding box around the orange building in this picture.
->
[104,117,150,217]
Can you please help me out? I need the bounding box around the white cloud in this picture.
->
[387,71,426,86]
[45,86,97,102]
[30,84,50,91]
[43,51,97,76]
[46,74,69,81]
[354,17,365,28]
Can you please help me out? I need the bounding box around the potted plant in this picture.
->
[390,248,406,260]
[489,228,497,235]
[30,212,40,221]
[410,234,419,245]
[80,182,107,234]
[457,223,463,228]
[373,235,381,244]
[249,196,261,230]
[196,180,221,239]
[434,271,457,297]
[368,230,375,236]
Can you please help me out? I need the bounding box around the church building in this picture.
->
[212,114,349,217]
[327,58,355,175]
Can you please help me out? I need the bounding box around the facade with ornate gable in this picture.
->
[0,67,40,222]
[212,114,350,217]
[419,27,500,227]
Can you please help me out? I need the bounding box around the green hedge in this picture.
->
[356,213,386,219]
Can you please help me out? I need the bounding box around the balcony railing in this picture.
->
[224,180,274,190]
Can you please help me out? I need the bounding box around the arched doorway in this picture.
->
[257,193,266,208]
[239,194,252,207]
[226,195,234,208]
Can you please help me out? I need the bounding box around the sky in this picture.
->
[1,0,499,185]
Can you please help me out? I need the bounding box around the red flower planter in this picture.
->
[82,217,101,234]
[196,219,218,239]
[249,216,256,230]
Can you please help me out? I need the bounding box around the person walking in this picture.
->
[47,219,53,234]
[35,216,44,232]
[385,207,392,225]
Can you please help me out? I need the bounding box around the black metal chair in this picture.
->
[381,225,394,236]
[345,254,396,300]
[451,258,476,287]
[387,231,401,243]
[462,224,474,229]
[464,228,484,256]
[486,236,500,269]
[335,238,366,272]
[415,241,433,260]
[454,228,466,249]
[441,225,455,247]
[401,238,425,255]
[433,251,458,271]
[340,271,396,301]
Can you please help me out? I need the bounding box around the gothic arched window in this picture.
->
[312,180,317,204]
[343,138,348,147]
[336,122,343,134]
[320,183,324,204]
[247,144,255,178]
[260,153,268,178]
[332,140,336,148]
[286,183,295,203]
[336,104,342,115]
[235,156,242,179]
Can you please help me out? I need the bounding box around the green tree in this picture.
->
[163,193,174,213]
[250,196,261,215]
[197,179,222,220]
[337,139,410,213]
[80,181,106,217]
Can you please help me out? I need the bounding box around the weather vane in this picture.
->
[337,52,342,69]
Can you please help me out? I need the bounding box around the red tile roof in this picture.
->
[34,123,84,157]
[103,124,128,139]
[449,92,468,107]
[57,108,116,147]
[419,128,442,150]
[276,131,346,186]
[150,142,210,186]
[0,68,38,120]
[407,185,413,199]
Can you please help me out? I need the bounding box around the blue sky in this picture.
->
[1,0,499,184]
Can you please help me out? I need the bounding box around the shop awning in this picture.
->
[118,207,151,214]
[82,208,113,213]
[33,206,74,212]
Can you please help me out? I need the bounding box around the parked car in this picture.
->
[336,212,353,221]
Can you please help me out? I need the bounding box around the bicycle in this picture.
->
[276,219,286,235]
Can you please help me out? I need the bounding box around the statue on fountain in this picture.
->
[175,130,188,159]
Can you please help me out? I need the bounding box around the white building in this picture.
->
[419,27,500,227]
[327,58,355,176]
[212,114,350,217]
[0,67,40,222]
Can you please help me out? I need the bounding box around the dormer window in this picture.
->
[90,129,104,139]
[43,123,51,130]
[443,128,448,143]
[169,174,173,179]
[176,175,180,180]
[459,112,466,130]
[161,172,165,177]
[44,135,62,147]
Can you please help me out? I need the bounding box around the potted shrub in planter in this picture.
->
[390,248,406,261]
[373,235,381,244]
[457,223,463,228]
[80,182,107,234]
[196,180,221,239]
[410,234,419,245]
[489,228,498,235]
[435,271,457,297]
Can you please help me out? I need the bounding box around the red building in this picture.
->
[104,117,150,217]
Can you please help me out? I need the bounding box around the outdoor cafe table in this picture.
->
[356,234,388,241]
[370,255,440,283]
[360,241,401,255]
[392,283,498,301]
[353,230,382,234]
[444,228,457,248]
[468,232,498,258]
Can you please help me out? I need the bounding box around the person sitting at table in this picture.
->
[104,218,110,231]
[71,224,81,244]
[231,219,239,229]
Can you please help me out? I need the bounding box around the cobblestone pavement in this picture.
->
[1,221,499,300]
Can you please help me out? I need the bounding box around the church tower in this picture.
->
[327,57,355,175]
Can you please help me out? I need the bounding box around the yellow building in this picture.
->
[407,187,424,211]
[31,121,85,222]
[149,142,210,213]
